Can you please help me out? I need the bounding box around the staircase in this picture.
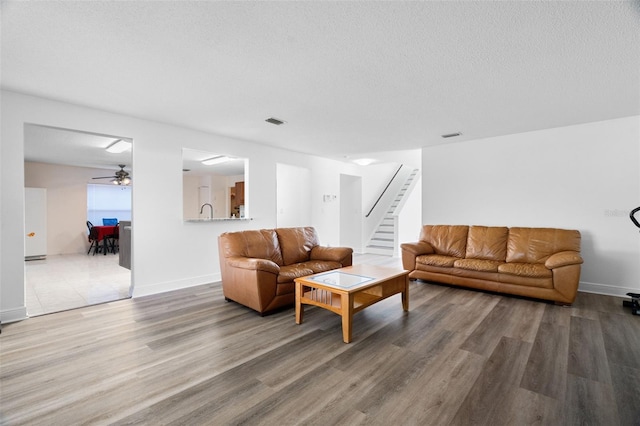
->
[365,168,419,256]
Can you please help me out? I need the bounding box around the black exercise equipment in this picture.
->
[623,293,639,315]
[631,206,640,230]
[623,207,640,315]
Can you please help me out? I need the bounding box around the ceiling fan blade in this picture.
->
[92,176,116,179]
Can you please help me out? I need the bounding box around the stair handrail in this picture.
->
[365,164,403,218]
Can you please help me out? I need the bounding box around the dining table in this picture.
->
[92,225,117,255]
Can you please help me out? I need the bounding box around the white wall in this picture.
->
[0,90,368,323]
[397,176,422,251]
[340,174,363,252]
[276,163,311,228]
[422,116,640,297]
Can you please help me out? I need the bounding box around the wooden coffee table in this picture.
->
[294,264,409,343]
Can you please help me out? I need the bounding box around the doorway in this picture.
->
[23,124,133,316]
[340,174,363,252]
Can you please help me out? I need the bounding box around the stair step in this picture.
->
[366,246,395,255]
[372,237,394,242]
[369,241,394,248]
[366,245,394,250]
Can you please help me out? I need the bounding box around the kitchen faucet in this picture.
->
[200,203,213,219]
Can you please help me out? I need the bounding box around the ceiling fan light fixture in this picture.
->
[106,139,132,153]
[111,176,131,185]
[202,155,231,166]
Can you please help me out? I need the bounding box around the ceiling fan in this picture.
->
[92,164,132,185]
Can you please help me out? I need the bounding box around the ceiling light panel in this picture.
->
[202,155,231,165]
[105,139,132,153]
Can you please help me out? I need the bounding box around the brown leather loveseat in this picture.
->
[218,227,353,314]
[401,225,583,304]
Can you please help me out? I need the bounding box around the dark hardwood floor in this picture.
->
[1,254,638,425]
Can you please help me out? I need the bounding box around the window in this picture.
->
[87,184,131,225]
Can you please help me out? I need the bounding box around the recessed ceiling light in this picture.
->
[105,139,132,153]
[441,132,462,139]
[353,158,376,166]
[265,117,286,125]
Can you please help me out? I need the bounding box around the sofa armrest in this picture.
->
[227,256,280,275]
[401,241,434,256]
[400,241,434,270]
[310,246,353,266]
[545,251,584,269]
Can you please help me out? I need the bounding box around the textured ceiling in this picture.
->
[2,1,639,164]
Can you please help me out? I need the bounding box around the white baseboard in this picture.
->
[132,273,221,298]
[579,281,639,298]
[0,306,28,324]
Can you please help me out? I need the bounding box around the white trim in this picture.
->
[131,274,221,298]
[578,281,638,298]
[1,306,28,324]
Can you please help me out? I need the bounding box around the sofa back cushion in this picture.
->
[276,227,319,265]
[466,226,509,261]
[419,225,468,258]
[219,229,284,266]
[506,227,581,264]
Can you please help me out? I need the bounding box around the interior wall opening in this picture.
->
[23,124,133,316]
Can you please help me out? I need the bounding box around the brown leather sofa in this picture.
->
[218,227,353,314]
[401,225,583,304]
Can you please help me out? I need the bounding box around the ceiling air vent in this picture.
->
[441,132,462,139]
[265,117,286,125]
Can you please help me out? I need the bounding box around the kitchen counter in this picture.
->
[184,218,252,223]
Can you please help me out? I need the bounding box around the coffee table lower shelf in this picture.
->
[300,288,391,314]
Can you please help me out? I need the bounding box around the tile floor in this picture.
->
[25,253,131,316]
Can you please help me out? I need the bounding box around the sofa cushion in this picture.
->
[465,226,508,261]
[454,258,504,273]
[304,260,343,274]
[419,225,468,257]
[498,262,552,278]
[278,264,315,283]
[506,227,581,264]
[220,229,284,266]
[276,227,319,266]
[277,260,344,284]
[416,254,460,268]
